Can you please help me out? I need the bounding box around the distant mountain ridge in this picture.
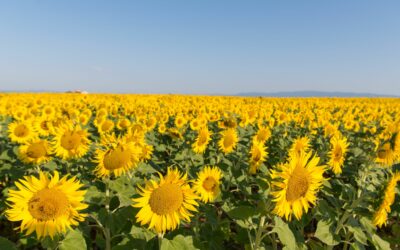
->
[237,91,398,97]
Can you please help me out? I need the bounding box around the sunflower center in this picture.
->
[14,124,29,137]
[333,146,343,160]
[101,121,113,132]
[103,146,131,170]
[224,134,234,148]
[60,131,82,150]
[40,121,49,131]
[286,166,309,202]
[252,148,262,162]
[26,142,47,158]
[149,183,183,215]
[377,144,390,159]
[198,131,208,144]
[202,177,217,192]
[28,188,69,221]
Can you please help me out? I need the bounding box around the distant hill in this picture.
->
[237,91,398,97]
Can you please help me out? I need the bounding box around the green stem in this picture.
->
[158,233,164,250]
[104,177,111,250]
[253,216,266,250]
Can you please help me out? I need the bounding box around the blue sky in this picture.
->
[0,1,399,95]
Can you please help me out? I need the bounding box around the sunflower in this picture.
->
[5,171,88,239]
[289,137,311,158]
[174,115,187,128]
[94,140,141,177]
[98,119,114,134]
[271,152,326,220]
[139,144,153,162]
[193,166,222,203]
[192,126,211,154]
[373,172,400,227]
[34,117,53,137]
[8,120,37,144]
[132,168,199,233]
[18,140,52,164]
[190,119,201,131]
[218,128,238,154]
[253,126,271,144]
[249,142,268,174]
[53,124,90,160]
[328,136,349,174]
[375,142,396,167]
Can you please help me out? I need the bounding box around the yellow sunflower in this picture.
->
[328,136,349,174]
[373,172,400,227]
[289,137,311,158]
[253,126,271,144]
[271,152,326,220]
[53,124,90,160]
[8,120,37,144]
[94,140,141,177]
[192,126,211,154]
[5,171,88,239]
[249,142,268,174]
[132,168,199,234]
[375,142,396,167]
[193,166,222,203]
[218,128,238,154]
[18,140,52,164]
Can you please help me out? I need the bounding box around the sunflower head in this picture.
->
[53,124,90,160]
[249,142,268,174]
[18,139,52,164]
[132,168,199,233]
[218,128,238,154]
[192,127,211,154]
[193,166,222,203]
[271,152,326,220]
[328,136,349,174]
[6,171,88,239]
[94,140,141,177]
[8,121,37,144]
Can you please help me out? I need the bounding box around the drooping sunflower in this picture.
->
[328,136,349,174]
[8,120,37,144]
[249,142,268,174]
[94,140,141,177]
[192,126,211,154]
[271,152,326,220]
[218,128,238,154]
[193,166,222,203]
[132,168,199,234]
[5,171,88,239]
[373,172,400,227]
[18,140,52,164]
[52,124,90,160]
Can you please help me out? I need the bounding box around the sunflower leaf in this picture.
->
[59,229,87,250]
[271,216,296,250]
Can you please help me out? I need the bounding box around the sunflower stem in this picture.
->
[253,216,266,249]
[158,233,164,249]
[104,176,111,250]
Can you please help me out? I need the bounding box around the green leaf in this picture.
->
[130,224,156,241]
[371,234,390,250]
[271,217,296,250]
[59,229,87,250]
[161,235,198,250]
[314,220,339,246]
[347,225,367,245]
[226,205,257,220]
[0,237,17,250]
[109,176,136,207]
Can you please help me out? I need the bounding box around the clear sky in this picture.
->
[1,1,399,95]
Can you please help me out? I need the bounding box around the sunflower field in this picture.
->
[0,93,399,250]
